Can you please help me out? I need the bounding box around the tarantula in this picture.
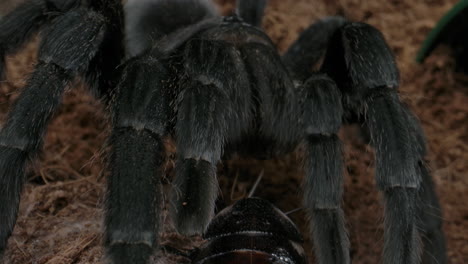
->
[0,0,447,263]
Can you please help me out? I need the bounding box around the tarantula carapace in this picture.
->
[0,0,446,263]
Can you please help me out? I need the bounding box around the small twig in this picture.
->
[247,169,264,198]
[230,170,246,201]
[285,207,303,216]
[37,176,99,191]
[13,239,31,259]
[40,165,85,180]
[51,145,71,161]
[39,168,51,185]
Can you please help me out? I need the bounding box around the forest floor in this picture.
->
[1,0,467,263]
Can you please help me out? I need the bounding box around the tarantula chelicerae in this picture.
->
[0,0,447,263]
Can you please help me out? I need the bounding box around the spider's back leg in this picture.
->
[0,8,113,257]
[243,34,351,263]
[282,16,346,80]
[0,0,83,79]
[404,105,447,264]
[320,22,446,264]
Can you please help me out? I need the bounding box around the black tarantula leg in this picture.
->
[170,79,224,235]
[0,9,106,257]
[417,161,447,264]
[282,16,346,80]
[406,109,447,264]
[236,0,267,27]
[171,39,251,235]
[105,55,170,264]
[170,79,225,235]
[366,89,421,264]
[301,74,350,264]
[0,0,82,79]
[322,22,446,263]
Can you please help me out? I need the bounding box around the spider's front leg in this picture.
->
[170,38,251,235]
[0,9,108,256]
[320,22,447,263]
[105,55,170,264]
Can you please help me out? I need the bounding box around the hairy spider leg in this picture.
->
[282,16,346,81]
[300,74,350,264]
[236,0,267,27]
[404,106,447,264]
[398,105,446,263]
[0,0,125,94]
[321,22,446,264]
[417,161,447,264]
[0,9,108,256]
[171,38,253,235]
[241,39,352,264]
[0,0,84,80]
[240,41,301,150]
[243,36,350,263]
[282,20,358,263]
[284,16,446,263]
[105,55,171,264]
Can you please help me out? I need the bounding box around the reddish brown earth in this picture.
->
[0,0,467,263]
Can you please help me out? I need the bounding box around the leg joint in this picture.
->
[302,74,343,135]
[107,230,155,248]
[38,9,106,72]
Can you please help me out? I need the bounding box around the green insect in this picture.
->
[417,0,468,72]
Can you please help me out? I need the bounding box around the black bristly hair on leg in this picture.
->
[0,0,126,93]
[240,41,301,149]
[106,128,164,264]
[363,85,423,264]
[317,21,445,264]
[0,0,82,80]
[417,162,447,264]
[282,16,347,80]
[301,74,350,264]
[405,107,447,264]
[401,104,447,263]
[105,53,171,264]
[81,0,126,98]
[171,37,252,235]
[0,7,108,257]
